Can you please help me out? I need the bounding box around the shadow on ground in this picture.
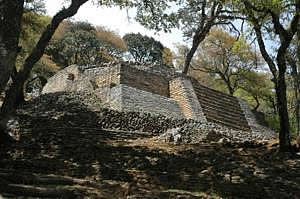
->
[0,93,300,198]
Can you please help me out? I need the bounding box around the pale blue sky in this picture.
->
[45,0,184,49]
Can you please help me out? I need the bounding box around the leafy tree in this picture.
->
[95,26,127,60]
[173,43,190,70]
[0,0,90,143]
[48,21,102,66]
[238,71,274,112]
[162,47,174,67]
[192,28,261,95]
[47,22,126,67]
[123,33,165,64]
[134,0,242,74]
[235,0,300,151]
[17,7,61,102]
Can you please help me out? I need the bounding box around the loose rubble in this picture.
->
[16,91,275,144]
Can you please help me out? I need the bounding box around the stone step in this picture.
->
[201,104,246,120]
[204,111,250,129]
[195,90,240,108]
[198,99,244,116]
[193,84,237,101]
[203,107,249,125]
[206,117,251,131]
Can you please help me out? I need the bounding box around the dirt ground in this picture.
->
[0,99,300,199]
[0,124,300,199]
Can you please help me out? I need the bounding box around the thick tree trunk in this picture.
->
[276,74,291,151]
[297,26,300,136]
[0,0,24,144]
[183,39,201,75]
[0,0,89,144]
[244,0,300,152]
[0,0,24,93]
[226,82,234,96]
[287,53,300,136]
[276,52,291,151]
[182,26,212,75]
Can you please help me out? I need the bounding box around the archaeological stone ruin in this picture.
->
[42,62,272,136]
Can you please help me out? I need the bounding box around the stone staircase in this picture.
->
[191,80,251,131]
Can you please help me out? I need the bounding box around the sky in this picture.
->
[45,0,184,50]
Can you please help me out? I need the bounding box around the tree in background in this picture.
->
[162,47,174,67]
[191,29,261,95]
[46,21,127,68]
[134,0,242,74]
[123,32,173,66]
[0,0,90,144]
[95,26,127,61]
[18,2,61,101]
[238,71,274,112]
[235,0,300,152]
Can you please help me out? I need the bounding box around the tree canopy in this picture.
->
[192,28,261,95]
[46,21,126,67]
[123,32,168,65]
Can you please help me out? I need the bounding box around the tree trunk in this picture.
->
[226,83,234,96]
[182,39,201,75]
[253,95,260,111]
[0,1,24,93]
[0,0,89,143]
[276,55,291,152]
[297,25,300,136]
[287,53,300,136]
[0,0,24,144]
[182,26,212,75]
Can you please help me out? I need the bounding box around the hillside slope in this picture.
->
[0,92,299,198]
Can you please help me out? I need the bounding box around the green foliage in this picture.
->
[18,9,57,79]
[123,33,166,64]
[46,21,126,68]
[95,26,127,59]
[162,47,174,67]
[19,12,50,65]
[192,28,261,95]
[173,43,190,70]
[265,114,280,132]
[238,71,275,111]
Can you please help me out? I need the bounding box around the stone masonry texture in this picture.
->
[170,77,207,121]
[42,61,273,135]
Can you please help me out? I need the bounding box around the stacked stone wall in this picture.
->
[170,77,207,121]
[238,98,275,136]
[120,66,170,97]
[109,85,183,118]
[41,63,275,136]
[42,65,81,94]
[90,65,121,89]
[19,91,276,142]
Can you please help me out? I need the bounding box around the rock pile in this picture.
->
[17,91,276,143]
